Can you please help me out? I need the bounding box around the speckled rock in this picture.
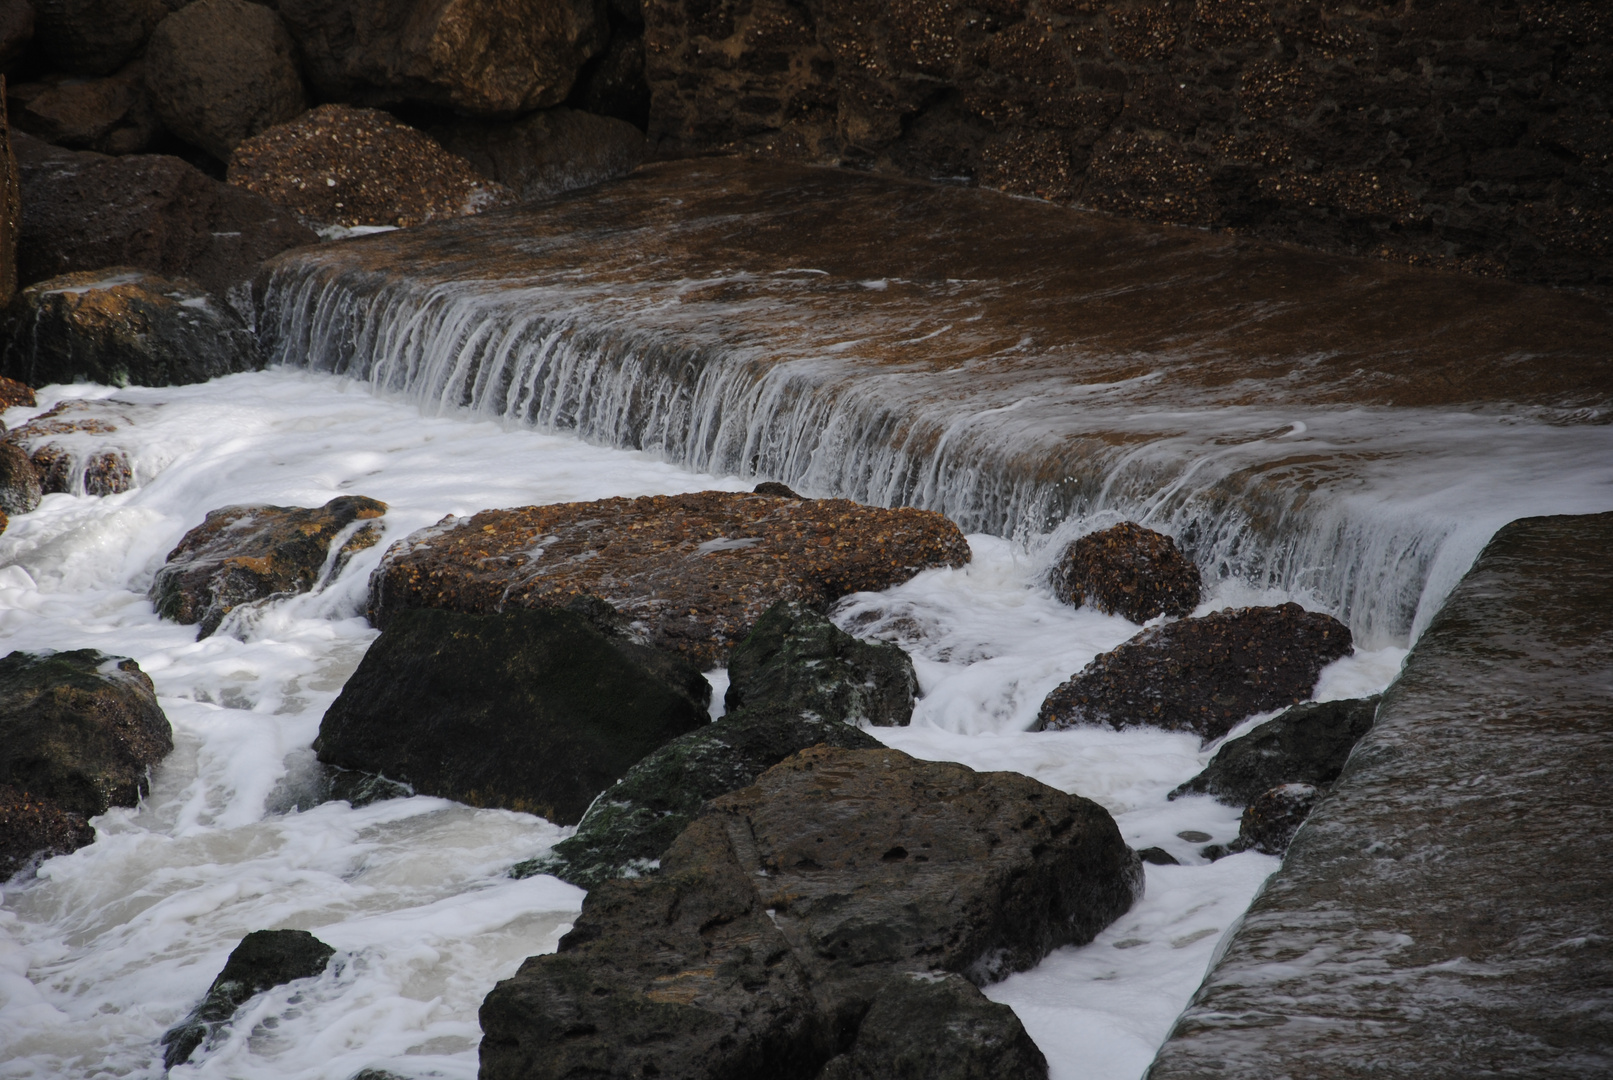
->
[0,376,33,410]
[1229,782,1321,856]
[151,495,388,638]
[0,783,95,879]
[368,490,971,669]
[428,106,646,202]
[10,62,161,154]
[31,0,167,76]
[0,440,41,514]
[1050,521,1202,623]
[1170,695,1380,807]
[3,398,137,496]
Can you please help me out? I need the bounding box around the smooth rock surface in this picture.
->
[31,0,166,76]
[428,106,646,201]
[3,398,137,496]
[1050,520,1202,623]
[1170,695,1379,807]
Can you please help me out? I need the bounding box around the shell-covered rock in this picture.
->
[1050,520,1202,623]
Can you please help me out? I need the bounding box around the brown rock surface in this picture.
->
[1229,782,1320,857]
[1036,602,1353,740]
[369,490,971,668]
[0,784,95,879]
[10,63,161,154]
[228,104,514,229]
[0,376,33,410]
[4,398,138,496]
[0,0,33,67]
[1051,520,1202,623]
[31,0,167,76]
[428,106,646,201]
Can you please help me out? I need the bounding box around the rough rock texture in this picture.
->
[429,106,646,201]
[3,398,138,496]
[12,131,317,297]
[1035,602,1353,740]
[369,490,971,669]
[228,104,515,229]
[0,268,259,388]
[0,1,34,67]
[1171,695,1379,806]
[10,63,161,154]
[0,375,32,409]
[151,495,388,638]
[0,784,95,879]
[0,439,40,514]
[31,0,167,76]
[0,73,18,309]
[1050,520,1201,623]
[144,0,307,162]
[1229,782,1319,856]
[481,745,1139,1080]
[160,929,336,1070]
[315,602,711,824]
[0,649,172,877]
[276,0,607,115]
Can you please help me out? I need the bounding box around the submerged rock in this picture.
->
[315,602,711,825]
[3,398,138,496]
[0,441,42,515]
[1050,521,1202,623]
[1036,603,1353,740]
[429,106,647,202]
[150,494,388,638]
[481,746,1137,1080]
[160,929,336,1069]
[1170,696,1380,807]
[1230,783,1321,856]
[369,490,971,669]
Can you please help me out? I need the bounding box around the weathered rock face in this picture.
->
[31,0,167,76]
[1036,602,1353,740]
[369,490,971,669]
[276,0,607,116]
[3,398,137,496]
[0,375,32,409]
[228,104,514,229]
[150,495,387,638]
[144,0,307,163]
[1230,782,1319,856]
[1050,520,1201,623]
[482,745,1139,1080]
[0,440,41,514]
[160,929,336,1070]
[315,602,712,824]
[1171,695,1379,807]
[10,63,161,155]
[0,268,259,388]
[428,106,646,201]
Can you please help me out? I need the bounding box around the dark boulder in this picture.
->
[1170,696,1380,806]
[1229,783,1321,857]
[31,0,167,76]
[315,602,711,825]
[160,929,336,1070]
[428,106,646,202]
[1,68,18,310]
[0,1,34,67]
[571,28,649,129]
[4,398,137,496]
[753,480,804,498]
[0,268,260,388]
[150,495,387,638]
[10,63,161,155]
[1050,521,1202,623]
[0,785,96,878]
[481,746,1137,1080]
[0,440,41,514]
[1036,602,1353,741]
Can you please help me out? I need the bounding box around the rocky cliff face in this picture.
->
[643,0,1611,288]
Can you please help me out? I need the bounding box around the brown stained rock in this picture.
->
[427,106,646,202]
[31,0,168,77]
[10,63,161,155]
[1050,521,1202,623]
[369,490,971,668]
[228,105,515,229]
[1036,602,1354,741]
[151,495,388,638]
[0,376,33,409]
[0,784,95,879]
[4,398,138,496]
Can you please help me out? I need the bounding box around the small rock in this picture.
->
[0,268,260,388]
[160,929,336,1069]
[0,440,41,514]
[429,106,646,202]
[0,376,34,409]
[31,0,167,76]
[3,398,138,496]
[1035,603,1354,740]
[315,602,711,825]
[1169,696,1380,806]
[1136,845,1179,866]
[10,62,161,154]
[150,494,388,638]
[1050,521,1202,623]
[753,480,804,498]
[1230,783,1321,856]
[145,0,307,162]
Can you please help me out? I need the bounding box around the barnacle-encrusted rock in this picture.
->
[1050,521,1202,623]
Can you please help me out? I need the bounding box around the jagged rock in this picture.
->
[3,398,137,496]
[0,440,40,514]
[481,746,1137,1080]
[315,602,711,825]
[369,490,971,669]
[31,0,167,76]
[0,649,172,877]
[0,1,34,67]
[1170,696,1380,806]
[0,268,259,388]
[0,376,33,409]
[1050,521,1202,623]
[150,494,388,638]
[276,0,607,115]
[1229,783,1320,856]
[1035,603,1353,741]
[10,63,161,154]
[428,106,646,202]
[145,0,306,162]
[228,104,514,230]
[160,929,336,1070]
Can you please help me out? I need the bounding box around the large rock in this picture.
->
[1050,520,1202,623]
[1,71,18,309]
[1170,695,1380,806]
[481,745,1140,1080]
[3,398,138,496]
[0,649,172,878]
[0,440,41,514]
[0,1,34,67]
[228,104,514,230]
[150,495,387,638]
[570,30,649,128]
[160,929,336,1070]
[144,0,306,162]
[10,63,161,155]
[0,268,259,388]
[31,0,167,76]
[369,490,971,669]
[315,602,712,824]
[276,0,607,115]
[428,106,646,201]
[1035,602,1354,740]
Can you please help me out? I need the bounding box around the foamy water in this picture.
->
[5,372,1401,1079]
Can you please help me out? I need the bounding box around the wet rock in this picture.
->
[480,745,1137,1080]
[276,0,607,115]
[1229,783,1321,857]
[160,929,336,1070]
[151,494,388,638]
[0,72,18,310]
[0,376,33,409]
[753,480,804,498]
[10,63,161,154]
[31,0,167,76]
[1050,521,1202,623]
[1035,603,1353,741]
[1170,696,1380,807]
[0,1,33,67]
[428,106,645,202]
[0,783,96,879]
[0,440,41,513]
[0,268,259,388]
[571,29,648,129]
[1136,846,1179,866]
[315,603,711,825]
[228,105,514,230]
[369,490,971,669]
[3,398,137,496]
[145,0,306,163]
